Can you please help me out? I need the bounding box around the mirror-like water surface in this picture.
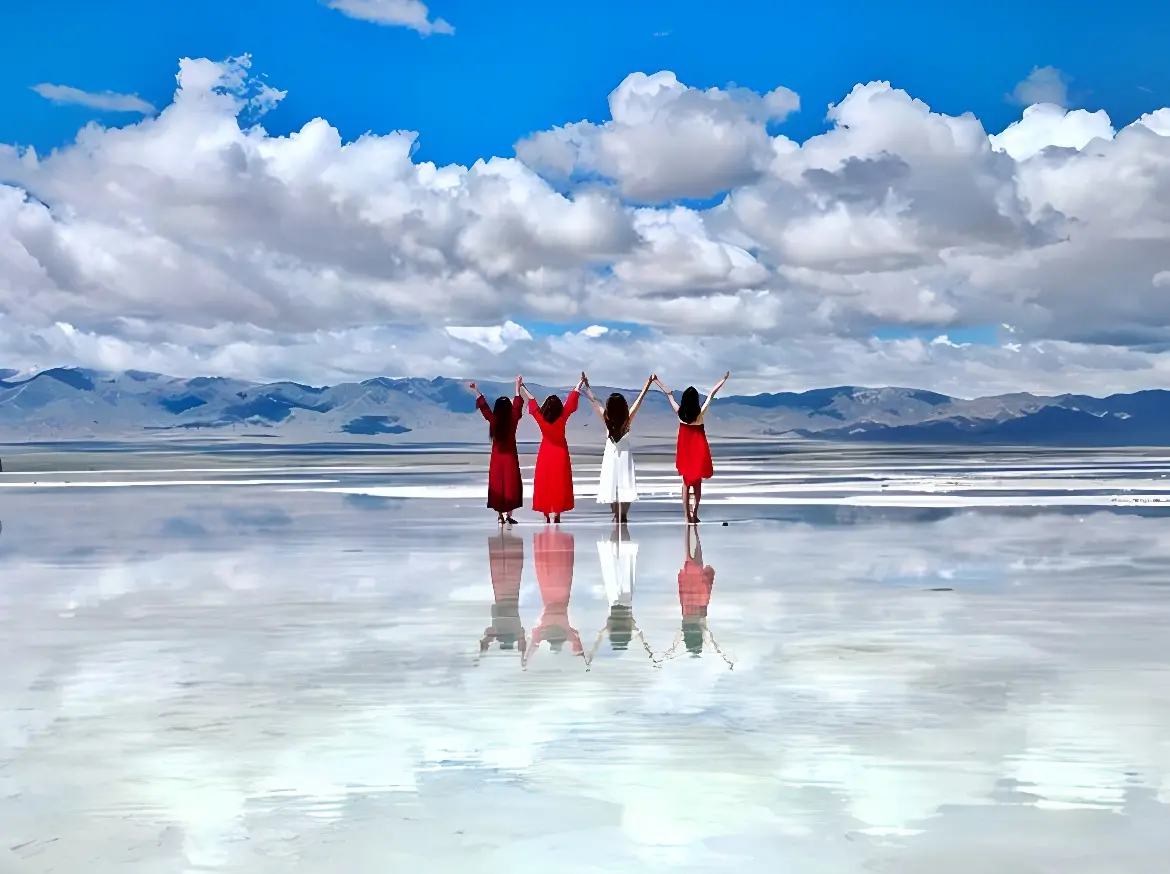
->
[2,446,1169,872]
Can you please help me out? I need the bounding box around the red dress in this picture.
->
[675,416,714,486]
[678,558,715,620]
[531,529,581,654]
[477,395,524,513]
[529,390,580,515]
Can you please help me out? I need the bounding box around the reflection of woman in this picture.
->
[522,528,583,667]
[586,523,653,666]
[659,526,734,667]
[479,531,526,659]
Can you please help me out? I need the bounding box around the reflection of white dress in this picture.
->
[596,433,638,503]
[597,535,638,606]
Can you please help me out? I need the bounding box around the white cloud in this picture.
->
[445,321,532,353]
[990,103,1114,161]
[324,0,453,35]
[4,57,1170,395]
[8,316,1170,401]
[1008,65,1071,108]
[515,71,800,202]
[31,83,155,114]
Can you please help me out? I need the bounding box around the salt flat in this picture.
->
[1,445,1169,872]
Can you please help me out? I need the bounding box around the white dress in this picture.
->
[597,534,638,607]
[596,432,638,503]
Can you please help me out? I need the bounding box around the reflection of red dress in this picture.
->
[675,418,714,486]
[532,529,581,652]
[488,532,524,637]
[529,391,580,515]
[678,558,715,619]
[477,395,524,513]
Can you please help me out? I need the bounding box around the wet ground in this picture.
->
[2,445,1169,872]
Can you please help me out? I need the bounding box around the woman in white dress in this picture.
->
[581,372,654,524]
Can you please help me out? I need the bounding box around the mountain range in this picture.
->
[0,367,1167,446]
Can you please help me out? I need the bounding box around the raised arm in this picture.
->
[512,376,524,421]
[517,377,536,403]
[583,626,608,669]
[521,628,543,668]
[654,375,680,414]
[469,382,492,422]
[627,375,655,423]
[700,371,731,416]
[581,374,606,423]
[564,382,581,417]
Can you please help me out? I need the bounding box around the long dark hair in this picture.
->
[607,605,634,650]
[604,393,630,443]
[490,396,513,443]
[539,394,563,423]
[682,621,704,654]
[678,386,701,424]
[543,624,569,652]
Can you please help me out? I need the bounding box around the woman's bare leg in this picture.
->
[692,482,702,523]
[619,501,631,524]
[610,501,619,522]
[681,483,691,521]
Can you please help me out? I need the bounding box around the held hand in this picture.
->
[723,370,731,380]
[468,381,478,392]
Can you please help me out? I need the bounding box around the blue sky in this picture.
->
[2,0,1166,169]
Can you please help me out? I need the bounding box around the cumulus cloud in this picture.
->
[445,320,532,353]
[990,104,1114,161]
[515,71,800,202]
[324,0,453,35]
[4,56,1170,394]
[31,83,155,114]
[8,316,1170,400]
[1008,65,1071,108]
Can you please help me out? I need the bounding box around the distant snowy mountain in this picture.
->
[1,367,1169,446]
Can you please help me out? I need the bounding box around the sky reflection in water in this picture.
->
[1,448,1169,871]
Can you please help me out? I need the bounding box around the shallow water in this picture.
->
[2,446,1170,872]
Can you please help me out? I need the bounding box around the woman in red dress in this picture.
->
[518,374,585,523]
[521,528,584,667]
[653,371,730,523]
[469,378,524,525]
